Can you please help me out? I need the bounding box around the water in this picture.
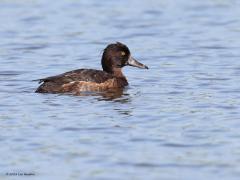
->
[1,0,240,179]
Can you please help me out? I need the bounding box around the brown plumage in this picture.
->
[35,42,148,94]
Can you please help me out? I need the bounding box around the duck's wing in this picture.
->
[37,69,114,84]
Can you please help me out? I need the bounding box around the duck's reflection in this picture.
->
[74,88,131,103]
[48,88,133,116]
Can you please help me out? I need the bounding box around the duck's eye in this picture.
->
[121,51,126,56]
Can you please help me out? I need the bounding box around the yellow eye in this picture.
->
[121,51,126,56]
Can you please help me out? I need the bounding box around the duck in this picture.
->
[35,42,148,94]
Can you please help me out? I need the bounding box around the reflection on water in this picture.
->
[75,88,128,102]
[41,88,131,103]
[1,0,240,179]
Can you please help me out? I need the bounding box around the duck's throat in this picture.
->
[112,68,125,78]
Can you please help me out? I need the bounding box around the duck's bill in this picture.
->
[127,56,149,69]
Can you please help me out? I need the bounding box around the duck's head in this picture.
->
[101,42,148,75]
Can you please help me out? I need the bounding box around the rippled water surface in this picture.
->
[1,0,240,179]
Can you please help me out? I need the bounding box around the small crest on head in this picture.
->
[115,42,130,54]
[116,42,129,49]
[116,42,125,46]
[103,42,130,54]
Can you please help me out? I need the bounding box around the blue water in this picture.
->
[1,0,240,179]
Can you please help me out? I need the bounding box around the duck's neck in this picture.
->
[111,68,125,78]
[104,68,128,86]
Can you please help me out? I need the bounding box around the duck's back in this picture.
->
[35,69,128,93]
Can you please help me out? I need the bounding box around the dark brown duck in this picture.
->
[35,42,148,94]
